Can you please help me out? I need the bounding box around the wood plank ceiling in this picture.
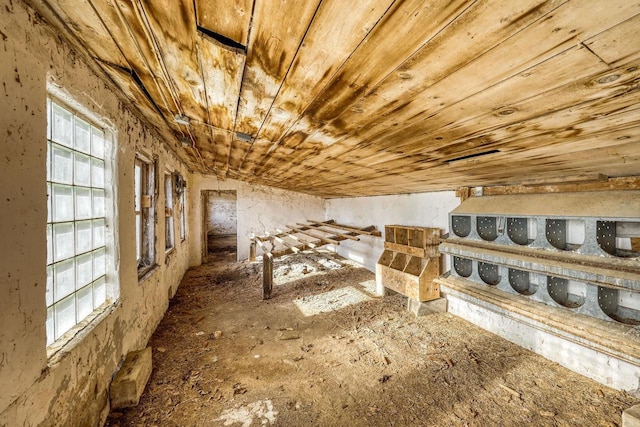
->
[25,0,640,197]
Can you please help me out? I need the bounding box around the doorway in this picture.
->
[202,190,237,262]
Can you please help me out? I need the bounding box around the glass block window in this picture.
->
[46,99,110,347]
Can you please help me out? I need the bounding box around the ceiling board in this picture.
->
[41,0,129,68]
[251,0,396,170]
[262,0,566,182]
[137,0,208,123]
[89,0,179,117]
[233,0,321,137]
[584,13,640,66]
[195,0,252,45]
[24,0,640,197]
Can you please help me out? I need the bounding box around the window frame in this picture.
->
[135,155,156,278]
[45,96,117,350]
[164,172,175,253]
[179,180,186,242]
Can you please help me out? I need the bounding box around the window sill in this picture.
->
[165,247,175,264]
[47,300,120,365]
[138,264,159,282]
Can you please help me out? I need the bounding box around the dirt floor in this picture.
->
[106,250,639,427]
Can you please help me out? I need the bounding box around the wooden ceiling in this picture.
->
[26,0,640,197]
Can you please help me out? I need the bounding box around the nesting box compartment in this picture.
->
[437,191,640,392]
[376,225,442,301]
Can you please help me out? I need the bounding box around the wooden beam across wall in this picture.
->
[475,176,640,197]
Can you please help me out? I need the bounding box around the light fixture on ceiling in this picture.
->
[236,132,253,142]
[174,114,191,125]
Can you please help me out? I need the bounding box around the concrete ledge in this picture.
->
[407,297,447,316]
[623,405,640,427]
[110,347,153,409]
[437,276,640,392]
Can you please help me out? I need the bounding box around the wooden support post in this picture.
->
[249,239,256,262]
[263,253,273,300]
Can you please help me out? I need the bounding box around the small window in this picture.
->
[135,157,155,276]
[179,181,186,242]
[46,99,115,347]
[164,173,175,251]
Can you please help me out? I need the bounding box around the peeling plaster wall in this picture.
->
[0,1,190,425]
[189,175,325,264]
[324,192,460,272]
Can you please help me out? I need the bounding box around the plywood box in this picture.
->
[377,226,442,301]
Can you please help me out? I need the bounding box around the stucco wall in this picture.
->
[189,175,325,264]
[0,1,190,425]
[324,192,460,272]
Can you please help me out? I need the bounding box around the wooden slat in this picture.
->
[286,226,341,245]
[137,0,208,123]
[266,0,640,185]
[307,220,382,237]
[274,56,640,191]
[264,0,562,180]
[255,237,272,254]
[98,62,164,129]
[88,0,179,117]
[269,234,302,253]
[196,34,245,131]
[584,13,640,67]
[297,222,360,241]
[40,0,129,68]
[195,33,245,173]
[234,0,321,137]
[384,241,432,258]
[343,45,610,163]
[28,0,640,197]
[195,0,253,45]
[251,0,396,174]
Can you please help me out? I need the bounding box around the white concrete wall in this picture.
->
[0,1,190,425]
[324,192,460,271]
[205,190,238,235]
[189,175,325,264]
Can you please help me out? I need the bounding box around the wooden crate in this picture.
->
[377,225,442,301]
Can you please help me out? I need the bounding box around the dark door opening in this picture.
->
[202,190,237,262]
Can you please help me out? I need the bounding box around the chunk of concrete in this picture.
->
[110,347,153,409]
[623,404,640,427]
[407,297,447,316]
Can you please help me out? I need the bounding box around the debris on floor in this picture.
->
[106,250,638,426]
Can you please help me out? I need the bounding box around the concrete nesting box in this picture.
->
[437,191,640,392]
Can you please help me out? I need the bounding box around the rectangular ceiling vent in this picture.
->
[236,132,253,143]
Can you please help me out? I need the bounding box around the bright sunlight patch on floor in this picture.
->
[294,286,371,316]
[358,279,379,296]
